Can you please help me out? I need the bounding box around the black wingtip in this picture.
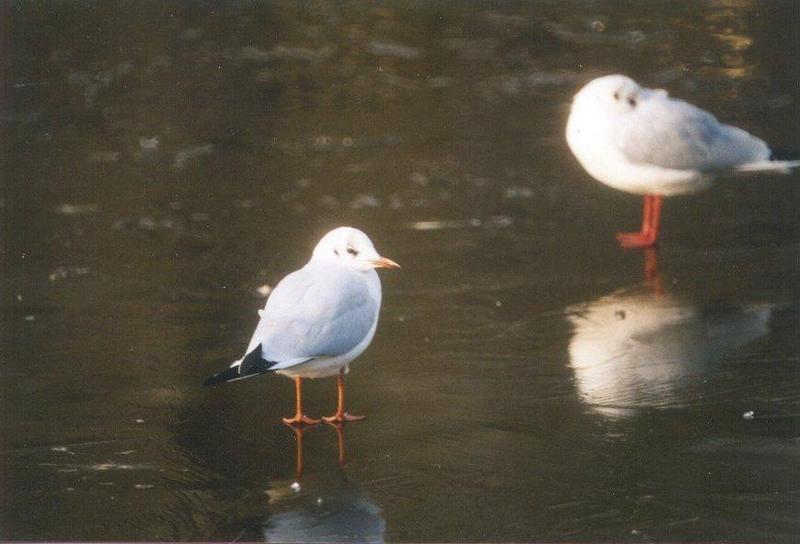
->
[202,365,241,387]
[238,344,276,376]
[202,345,276,387]
[770,147,800,161]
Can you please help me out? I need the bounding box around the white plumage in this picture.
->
[566,74,796,196]
[566,75,799,248]
[567,286,773,419]
[204,226,399,424]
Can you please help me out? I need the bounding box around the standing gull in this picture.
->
[203,227,400,425]
[566,74,800,249]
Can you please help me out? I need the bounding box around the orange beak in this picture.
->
[370,256,401,270]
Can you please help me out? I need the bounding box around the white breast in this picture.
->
[566,106,709,196]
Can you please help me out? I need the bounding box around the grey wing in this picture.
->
[616,95,769,171]
[246,265,378,365]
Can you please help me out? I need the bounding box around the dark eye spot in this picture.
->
[346,247,358,256]
[613,91,620,101]
[334,249,340,256]
[628,97,637,107]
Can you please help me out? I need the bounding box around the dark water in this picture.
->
[3,1,800,541]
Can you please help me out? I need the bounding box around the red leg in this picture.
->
[616,194,661,249]
[649,195,663,241]
[642,194,653,232]
[323,369,365,423]
[283,377,321,426]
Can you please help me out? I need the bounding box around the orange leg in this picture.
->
[283,376,321,426]
[323,369,365,423]
[616,194,663,249]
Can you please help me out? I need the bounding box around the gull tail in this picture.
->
[202,345,276,386]
[734,159,800,175]
[730,148,800,175]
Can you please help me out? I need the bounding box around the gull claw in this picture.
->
[616,231,657,249]
[323,412,366,424]
[283,415,321,426]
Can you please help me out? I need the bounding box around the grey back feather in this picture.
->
[616,95,769,171]
[246,260,379,363]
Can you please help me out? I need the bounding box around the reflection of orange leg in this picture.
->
[329,421,347,467]
[644,248,663,295]
[323,369,365,423]
[616,194,662,249]
[283,377,321,426]
[283,424,306,478]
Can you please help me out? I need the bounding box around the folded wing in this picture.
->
[616,93,770,172]
[246,261,379,369]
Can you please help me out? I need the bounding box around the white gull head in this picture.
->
[312,227,400,272]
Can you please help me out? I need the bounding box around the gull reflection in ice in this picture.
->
[567,263,774,418]
[259,424,385,543]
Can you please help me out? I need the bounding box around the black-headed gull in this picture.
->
[566,74,800,248]
[204,227,400,425]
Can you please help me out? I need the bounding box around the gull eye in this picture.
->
[613,91,620,101]
[627,97,637,107]
[346,247,359,257]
